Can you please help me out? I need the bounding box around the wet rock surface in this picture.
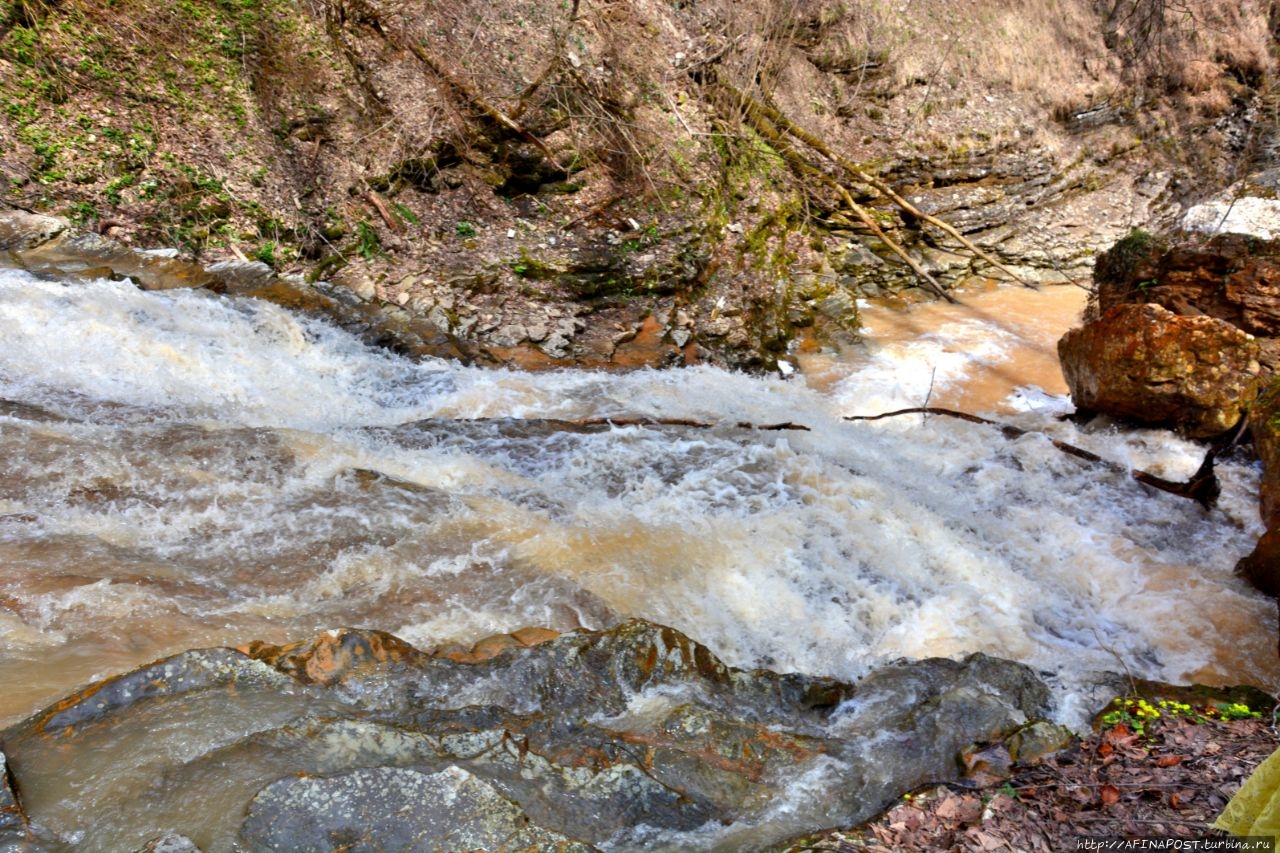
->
[0,751,24,842]
[0,620,1049,852]
[0,211,487,366]
[1058,301,1262,438]
[239,766,593,853]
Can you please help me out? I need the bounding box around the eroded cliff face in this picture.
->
[0,0,1274,368]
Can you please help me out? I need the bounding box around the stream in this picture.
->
[1,270,1274,730]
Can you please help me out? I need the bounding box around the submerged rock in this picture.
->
[0,751,24,842]
[0,620,1049,852]
[239,766,593,853]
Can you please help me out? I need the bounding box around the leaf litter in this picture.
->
[781,711,1278,851]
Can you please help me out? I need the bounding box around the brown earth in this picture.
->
[787,701,1280,852]
[1,0,1276,368]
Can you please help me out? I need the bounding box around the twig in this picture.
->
[663,90,697,139]
[922,366,937,423]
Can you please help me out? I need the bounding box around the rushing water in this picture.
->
[0,269,1276,734]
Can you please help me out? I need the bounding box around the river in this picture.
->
[0,269,1275,734]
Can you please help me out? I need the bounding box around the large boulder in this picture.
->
[1058,302,1261,438]
[1066,224,1280,602]
[1092,231,1280,371]
[0,210,67,251]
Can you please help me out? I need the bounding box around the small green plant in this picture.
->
[253,241,277,267]
[355,220,382,259]
[67,200,98,224]
[104,174,135,204]
[1099,698,1162,736]
[392,202,419,225]
[1101,696,1264,738]
[1208,702,1263,722]
[454,220,476,238]
[6,26,40,67]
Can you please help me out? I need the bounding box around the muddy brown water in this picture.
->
[0,272,1274,739]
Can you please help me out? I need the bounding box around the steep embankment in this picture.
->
[0,0,1274,367]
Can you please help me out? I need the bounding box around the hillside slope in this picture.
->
[1,0,1275,367]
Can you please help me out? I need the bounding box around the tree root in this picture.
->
[846,407,1221,508]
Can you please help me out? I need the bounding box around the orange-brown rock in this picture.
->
[1096,234,1280,369]
[238,627,426,687]
[1239,379,1280,599]
[1058,302,1261,438]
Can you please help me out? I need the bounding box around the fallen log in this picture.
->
[846,407,1220,508]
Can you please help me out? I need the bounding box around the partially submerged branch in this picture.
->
[573,417,809,431]
[846,407,1221,508]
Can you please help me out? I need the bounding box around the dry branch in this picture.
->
[511,0,580,120]
[741,91,1033,289]
[364,189,401,233]
[704,75,958,303]
[847,407,1220,508]
[698,67,1032,299]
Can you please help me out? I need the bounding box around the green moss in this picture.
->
[1097,227,1167,288]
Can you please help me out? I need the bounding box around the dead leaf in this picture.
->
[1100,784,1121,805]
[1156,755,1184,768]
[934,794,962,820]
[971,829,1005,851]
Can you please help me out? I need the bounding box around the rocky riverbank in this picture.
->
[789,695,1278,851]
[0,620,1056,851]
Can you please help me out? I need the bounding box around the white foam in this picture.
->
[0,269,1273,732]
